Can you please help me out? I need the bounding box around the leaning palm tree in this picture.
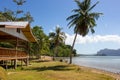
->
[67,0,102,64]
[49,26,66,60]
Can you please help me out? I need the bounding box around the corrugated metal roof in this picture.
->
[0,22,37,42]
[0,21,29,27]
[0,22,28,28]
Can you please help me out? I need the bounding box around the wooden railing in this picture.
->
[0,47,28,58]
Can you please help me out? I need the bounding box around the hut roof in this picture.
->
[0,22,37,42]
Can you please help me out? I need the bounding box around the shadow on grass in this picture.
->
[31,60,51,63]
[25,65,74,71]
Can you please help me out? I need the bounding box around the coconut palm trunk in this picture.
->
[52,48,55,61]
[69,29,78,64]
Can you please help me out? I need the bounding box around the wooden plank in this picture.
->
[0,25,5,27]
[0,57,28,60]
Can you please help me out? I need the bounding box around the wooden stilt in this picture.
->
[2,60,4,65]
[15,38,18,69]
[27,42,30,65]
[26,58,29,66]
[21,59,23,67]
[5,60,8,69]
[11,60,14,69]
[11,60,13,66]
[14,59,17,69]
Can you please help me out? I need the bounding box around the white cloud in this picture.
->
[49,30,53,32]
[49,24,61,33]
[65,33,120,45]
[56,24,60,28]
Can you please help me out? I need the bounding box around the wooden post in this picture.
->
[11,60,13,66]
[21,59,23,67]
[26,58,29,66]
[2,60,4,65]
[14,59,17,69]
[27,42,30,65]
[5,60,8,69]
[14,38,18,69]
[11,60,14,69]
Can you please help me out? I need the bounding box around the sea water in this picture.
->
[72,56,120,73]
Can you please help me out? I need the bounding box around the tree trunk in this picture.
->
[69,32,78,64]
[52,48,56,61]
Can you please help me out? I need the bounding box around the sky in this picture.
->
[1,0,120,54]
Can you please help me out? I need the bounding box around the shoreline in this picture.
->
[7,61,116,80]
[76,64,120,80]
[40,56,120,79]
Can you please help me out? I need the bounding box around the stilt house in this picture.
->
[0,22,37,69]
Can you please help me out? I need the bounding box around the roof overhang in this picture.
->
[0,22,37,42]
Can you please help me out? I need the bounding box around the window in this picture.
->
[17,28,20,33]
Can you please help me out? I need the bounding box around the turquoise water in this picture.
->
[72,56,120,73]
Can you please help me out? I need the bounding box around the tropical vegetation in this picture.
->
[67,0,103,64]
[49,27,66,59]
[0,0,77,58]
[30,26,50,58]
[0,0,116,80]
[0,0,33,22]
[30,26,77,58]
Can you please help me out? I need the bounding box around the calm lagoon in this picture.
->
[72,56,120,73]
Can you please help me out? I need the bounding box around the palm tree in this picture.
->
[66,0,102,64]
[32,26,49,58]
[1,9,15,21]
[0,0,33,23]
[49,26,66,60]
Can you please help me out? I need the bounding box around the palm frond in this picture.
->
[84,0,91,11]
[85,0,91,6]
[89,18,96,27]
[90,28,95,34]
[49,32,55,38]
[72,9,80,13]
[66,14,79,21]
[88,1,99,12]
[67,0,102,37]
[75,0,82,9]
[89,12,103,20]
[67,17,78,28]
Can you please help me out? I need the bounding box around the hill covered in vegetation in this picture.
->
[97,49,120,56]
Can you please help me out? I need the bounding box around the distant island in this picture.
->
[96,48,120,56]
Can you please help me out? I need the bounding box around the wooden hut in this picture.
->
[0,22,37,69]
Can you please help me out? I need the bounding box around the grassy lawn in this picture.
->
[7,61,115,80]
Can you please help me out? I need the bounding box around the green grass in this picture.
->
[7,61,115,80]
[0,66,7,80]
